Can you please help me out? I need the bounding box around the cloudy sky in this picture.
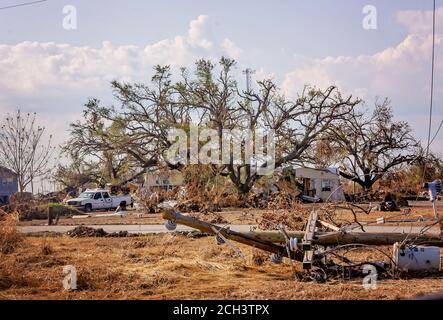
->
[0,0,442,156]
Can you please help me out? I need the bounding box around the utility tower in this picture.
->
[242,68,256,128]
[242,68,256,93]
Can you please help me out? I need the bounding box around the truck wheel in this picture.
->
[84,204,92,213]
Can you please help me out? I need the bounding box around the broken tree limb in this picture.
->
[163,210,304,261]
[318,220,340,232]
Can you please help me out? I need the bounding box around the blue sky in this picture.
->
[0,1,433,55]
[0,0,442,157]
[0,1,431,51]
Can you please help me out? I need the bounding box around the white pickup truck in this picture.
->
[66,189,133,212]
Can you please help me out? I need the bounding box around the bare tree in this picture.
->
[67,58,360,193]
[66,65,190,185]
[65,101,137,184]
[52,152,104,191]
[328,100,420,191]
[177,58,360,193]
[0,110,54,193]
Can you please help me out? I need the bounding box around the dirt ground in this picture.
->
[18,208,256,226]
[2,203,442,300]
[17,201,442,227]
[1,233,442,300]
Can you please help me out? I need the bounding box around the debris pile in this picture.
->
[67,226,129,238]
[67,226,108,237]
[191,212,229,225]
[378,192,409,212]
[2,202,49,221]
[257,209,307,231]
[162,206,442,283]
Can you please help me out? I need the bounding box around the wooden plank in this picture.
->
[303,211,318,242]
[303,251,314,270]
[301,211,318,251]
[318,220,340,232]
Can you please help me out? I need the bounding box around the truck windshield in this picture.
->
[79,192,95,199]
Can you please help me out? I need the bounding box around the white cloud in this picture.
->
[221,38,243,60]
[253,68,275,82]
[279,6,443,152]
[0,15,243,150]
[188,15,213,49]
[397,7,443,35]
[0,15,242,98]
[1,6,442,155]
[282,7,443,111]
[282,31,443,101]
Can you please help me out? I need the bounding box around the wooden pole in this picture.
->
[241,230,442,246]
[47,206,53,226]
[163,211,443,248]
[163,211,304,261]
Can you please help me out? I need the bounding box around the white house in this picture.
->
[144,170,184,191]
[293,167,345,202]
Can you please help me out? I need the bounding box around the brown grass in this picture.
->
[5,203,442,300]
[2,202,49,221]
[0,233,442,300]
[0,213,22,254]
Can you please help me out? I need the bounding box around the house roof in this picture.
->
[293,167,341,180]
[0,166,16,177]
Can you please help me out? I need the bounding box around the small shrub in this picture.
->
[251,250,267,266]
[0,213,22,254]
[40,239,53,255]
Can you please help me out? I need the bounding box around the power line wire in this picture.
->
[0,0,48,10]
[420,0,437,186]
[426,0,437,157]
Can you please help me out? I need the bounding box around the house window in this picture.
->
[322,179,332,192]
[6,178,13,184]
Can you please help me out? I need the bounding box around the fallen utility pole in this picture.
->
[163,211,443,251]
[164,210,442,277]
[244,230,443,247]
[301,211,318,269]
[163,210,304,261]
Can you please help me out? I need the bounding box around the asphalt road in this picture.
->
[17,224,253,235]
[17,224,441,235]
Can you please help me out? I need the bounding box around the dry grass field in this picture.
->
[1,232,442,300]
[1,203,443,300]
[17,201,442,228]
